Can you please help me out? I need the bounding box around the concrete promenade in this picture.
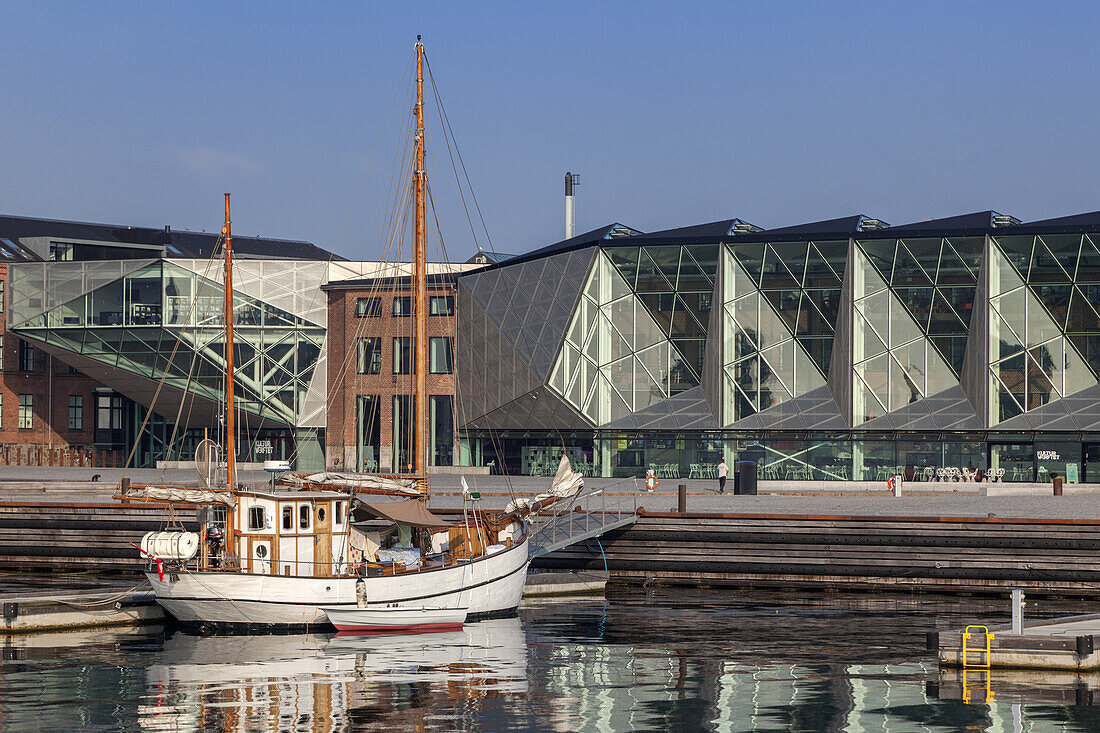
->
[0,465,1097,520]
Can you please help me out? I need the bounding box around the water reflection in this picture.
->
[2,594,1100,731]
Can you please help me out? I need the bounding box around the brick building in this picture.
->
[0,262,104,463]
[324,272,462,473]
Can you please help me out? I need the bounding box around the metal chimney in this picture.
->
[565,172,579,239]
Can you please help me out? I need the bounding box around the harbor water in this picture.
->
[2,587,1099,731]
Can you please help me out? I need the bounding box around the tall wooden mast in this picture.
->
[413,37,428,478]
[223,193,237,490]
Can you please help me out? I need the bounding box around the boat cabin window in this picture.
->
[317,506,326,523]
[282,506,292,531]
[335,501,344,525]
[299,505,311,531]
[248,506,266,531]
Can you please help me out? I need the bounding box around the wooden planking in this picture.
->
[535,512,1100,596]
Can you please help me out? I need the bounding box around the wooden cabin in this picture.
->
[228,490,351,577]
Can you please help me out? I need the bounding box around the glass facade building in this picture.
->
[457,212,1100,483]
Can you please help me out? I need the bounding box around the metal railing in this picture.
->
[528,477,640,558]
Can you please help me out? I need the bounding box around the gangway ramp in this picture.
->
[528,481,638,559]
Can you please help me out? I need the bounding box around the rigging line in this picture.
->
[424,64,479,253]
[424,54,495,253]
[160,251,226,471]
[121,244,224,482]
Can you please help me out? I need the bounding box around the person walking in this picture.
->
[717,458,729,494]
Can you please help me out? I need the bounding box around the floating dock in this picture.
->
[935,614,1100,671]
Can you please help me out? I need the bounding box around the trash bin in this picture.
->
[736,460,757,495]
[1053,474,1064,496]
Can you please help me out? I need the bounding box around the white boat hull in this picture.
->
[321,605,467,634]
[146,536,529,627]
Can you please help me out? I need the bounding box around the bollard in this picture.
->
[120,477,130,504]
[678,484,687,513]
[1053,475,1064,496]
[1011,589,1025,635]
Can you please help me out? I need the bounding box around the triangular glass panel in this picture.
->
[1067,287,1100,332]
[812,240,849,281]
[670,339,703,384]
[804,243,843,288]
[990,308,1024,361]
[856,311,888,361]
[893,287,935,331]
[1026,349,1060,406]
[760,341,796,398]
[1025,288,1063,346]
[939,285,977,328]
[795,291,833,337]
[990,242,1026,299]
[582,378,601,423]
[676,248,712,291]
[993,235,1034,280]
[793,340,826,396]
[1078,235,1100,282]
[729,374,757,417]
[670,294,707,339]
[771,242,808,286]
[757,299,793,352]
[639,247,679,292]
[805,288,840,331]
[928,289,967,335]
[892,241,935,287]
[900,238,943,281]
[889,352,922,410]
[583,264,600,302]
[760,244,801,290]
[730,257,758,302]
[606,258,632,302]
[634,301,667,351]
[732,243,765,287]
[797,336,832,376]
[991,371,1024,423]
[603,311,632,361]
[923,338,959,392]
[635,290,673,334]
[1038,234,1082,277]
[731,293,759,345]
[633,354,665,410]
[1030,236,1073,284]
[761,289,799,333]
[852,369,887,424]
[945,237,984,280]
[605,247,639,289]
[936,238,977,286]
[858,290,892,349]
[1033,283,1073,329]
[683,245,718,285]
[855,247,888,299]
[1059,336,1097,396]
[857,239,896,283]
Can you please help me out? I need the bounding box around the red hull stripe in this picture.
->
[333,622,464,635]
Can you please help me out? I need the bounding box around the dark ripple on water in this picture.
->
[2,589,1100,731]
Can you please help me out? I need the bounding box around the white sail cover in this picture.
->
[505,455,584,513]
[279,472,420,495]
[122,485,235,506]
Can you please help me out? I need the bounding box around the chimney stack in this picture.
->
[565,172,579,239]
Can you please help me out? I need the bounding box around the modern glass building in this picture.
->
[457,211,1100,483]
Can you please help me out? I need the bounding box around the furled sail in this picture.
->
[500,454,584,519]
[278,472,421,496]
[120,485,235,506]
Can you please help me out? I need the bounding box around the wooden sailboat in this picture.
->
[128,39,580,628]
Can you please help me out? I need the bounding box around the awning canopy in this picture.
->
[352,498,452,530]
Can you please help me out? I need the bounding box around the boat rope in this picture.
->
[54,581,152,609]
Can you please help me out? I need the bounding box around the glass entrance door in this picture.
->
[988,443,1034,482]
[1084,444,1100,483]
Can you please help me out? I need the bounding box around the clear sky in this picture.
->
[3,1,1099,262]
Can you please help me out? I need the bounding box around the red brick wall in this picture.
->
[0,264,102,462]
[326,283,457,471]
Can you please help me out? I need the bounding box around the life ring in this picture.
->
[645,474,658,491]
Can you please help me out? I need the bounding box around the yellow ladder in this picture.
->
[961,669,994,705]
[961,625,994,668]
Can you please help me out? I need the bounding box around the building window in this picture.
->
[393,336,414,374]
[0,394,4,428]
[18,394,32,430]
[429,295,454,316]
[392,296,412,317]
[429,337,454,374]
[357,337,382,374]
[96,394,124,445]
[68,395,83,430]
[299,504,311,531]
[0,334,4,370]
[430,394,453,466]
[0,278,5,313]
[356,395,381,472]
[355,297,381,317]
[18,340,33,372]
[248,506,266,531]
[335,501,344,526]
[50,242,74,261]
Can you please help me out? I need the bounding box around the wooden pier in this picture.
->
[535,509,1100,597]
[935,614,1100,671]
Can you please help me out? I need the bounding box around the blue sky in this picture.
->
[2,1,1099,261]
